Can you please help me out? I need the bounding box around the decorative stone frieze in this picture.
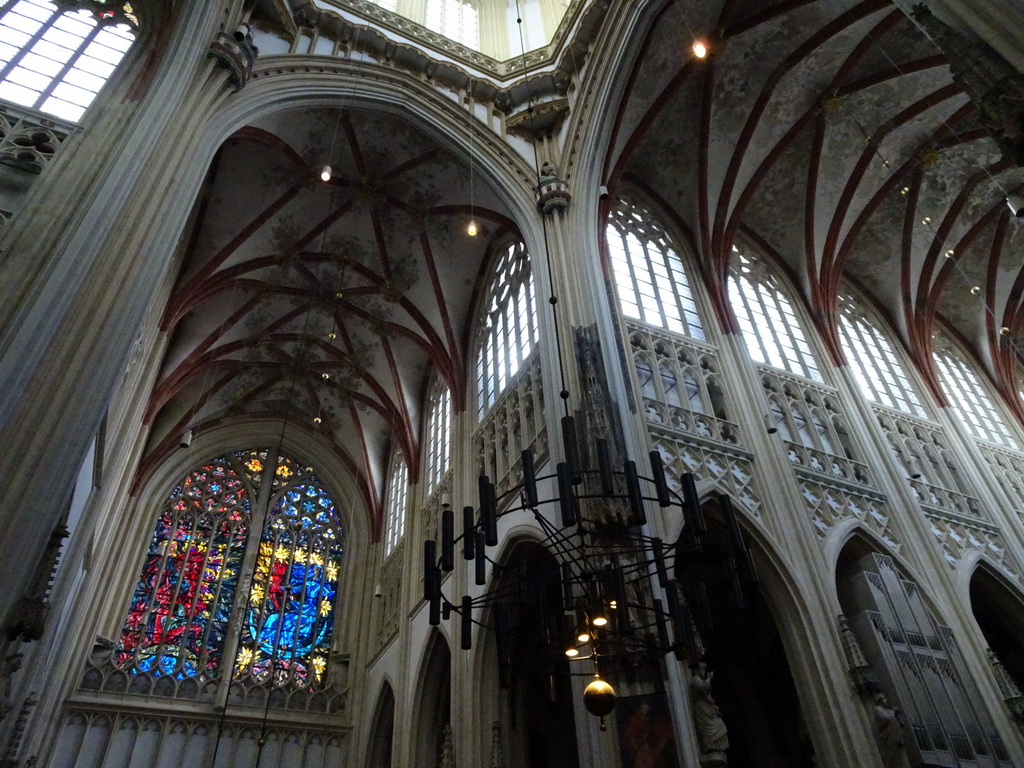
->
[0,106,71,174]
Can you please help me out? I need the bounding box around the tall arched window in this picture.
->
[116,450,344,688]
[933,334,1018,448]
[728,245,822,382]
[837,292,925,417]
[383,452,408,557]
[606,195,705,340]
[424,377,451,495]
[0,0,137,122]
[475,240,538,418]
[425,0,478,48]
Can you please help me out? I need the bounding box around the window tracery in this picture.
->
[475,239,538,418]
[728,246,822,382]
[383,452,408,557]
[0,0,136,122]
[424,377,452,495]
[115,451,344,690]
[933,333,1018,449]
[837,293,925,417]
[606,195,705,340]
[425,0,478,48]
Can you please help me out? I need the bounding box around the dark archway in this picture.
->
[969,563,1024,694]
[490,540,581,768]
[367,682,396,768]
[412,631,451,767]
[676,502,816,768]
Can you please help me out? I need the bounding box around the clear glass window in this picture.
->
[933,334,1018,448]
[384,452,409,557]
[837,293,926,416]
[728,246,822,382]
[475,240,538,418]
[425,0,478,48]
[424,378,452,494]
[606,195,705,340]
[0,0,136,122]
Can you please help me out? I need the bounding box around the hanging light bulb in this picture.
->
[467,219,479,237]
[320,165,332,182]
[692,40,709,59]
[565,647,579,658]
[577,630,591,644]
[592,614,608,627]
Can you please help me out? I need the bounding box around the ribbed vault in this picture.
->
[603,0,1024,416]
[139,105,521,529]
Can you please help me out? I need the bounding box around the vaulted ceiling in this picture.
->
[137,0,1024,529]
[604,0,1024,412]
[139,105,520,520]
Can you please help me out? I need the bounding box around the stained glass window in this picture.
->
[0,0,136,122]
[475,240,538,417]
[233,475,342,688]
[117,451,344,690]
[728,245,823,382]
[606,195,706,340]
[116,458,250,679]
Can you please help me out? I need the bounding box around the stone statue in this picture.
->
[872,693,908,768]
[691,661,728,766]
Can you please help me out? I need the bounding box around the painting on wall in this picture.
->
[616,692,680,768]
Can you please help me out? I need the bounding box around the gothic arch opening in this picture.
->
[836,536,1013,766]
[485,539,580,768]
[676,499,816,768]
[412,631,451,767]
[969,562,1024,696]
[366,681,396,768]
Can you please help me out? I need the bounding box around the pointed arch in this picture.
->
[366,680,396,768]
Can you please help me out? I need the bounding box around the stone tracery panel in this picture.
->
[473,353,547,499]
[799,478,897,548]
[875,408,985,521]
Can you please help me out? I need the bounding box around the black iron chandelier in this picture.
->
[422,416,757,728]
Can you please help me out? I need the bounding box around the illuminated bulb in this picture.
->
[577,631,591,644]
[320,165,332,182]
[466,219,479,237]
[692,40,708,59]
[565,648,579,658]
[1000,327,1011,336]
[592,616,608,627]
[881,159,889,168]
[900,186,910,195]
[313,416,322,424]
[322,372,330,380]
[922,216,931,224]
[327,332,337,340]
[945,249,955,258]
[609,600,618,609]
[970,286,981,295]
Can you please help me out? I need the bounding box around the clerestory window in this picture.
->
[837,292,925,417]
[933,333,1018,449]
[0,0,136,122]
[425,0,478,48]
[383,452,409,557]
[474,239,538,418]
[606,194,705,340]
[728,245,822,382]
[115,451,343,689]
[424,377,452,495]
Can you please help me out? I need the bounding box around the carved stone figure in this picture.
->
[691,662,728,766]
[872,693,908,768]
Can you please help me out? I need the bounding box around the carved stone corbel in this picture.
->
[208,26,259,93]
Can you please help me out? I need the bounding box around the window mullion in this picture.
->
[0,5,62,83]
[32,18,102,110]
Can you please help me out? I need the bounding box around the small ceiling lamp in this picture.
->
[467,219,479,237]
[692,39,709,59]
[577,629,591,644]
[591,614,608,628]
[565,647,579,658]
[320,165,332,182]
